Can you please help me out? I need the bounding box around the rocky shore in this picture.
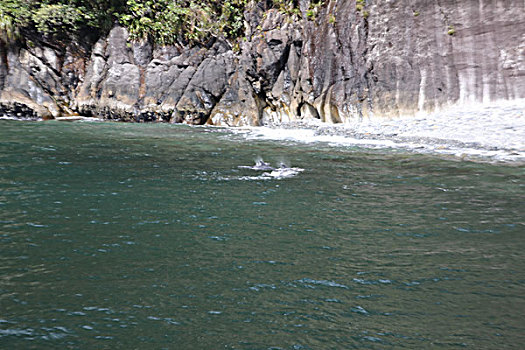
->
[1,1,524,126]
[2,97,523,163]
[245,99,525,163]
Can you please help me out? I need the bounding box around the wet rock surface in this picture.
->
[0,0,524,126]
[0,102,42,120]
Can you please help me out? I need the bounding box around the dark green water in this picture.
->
[1,120,524,349]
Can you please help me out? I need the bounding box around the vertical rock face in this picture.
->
[365,0,525,116]
[76,27,141,121]
[237,0,525,124]
[1,0,524,124]
[75,27,237,123]
[0,44,68,119]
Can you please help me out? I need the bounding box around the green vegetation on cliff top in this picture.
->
[0,0,306,45]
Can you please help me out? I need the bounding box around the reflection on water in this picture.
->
[1,120,524,348]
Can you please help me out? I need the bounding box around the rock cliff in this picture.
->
[1,0,524,125]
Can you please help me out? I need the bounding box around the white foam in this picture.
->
[246,127,401,148]
[263,167,304,179]
[0,116,40,121]
[237,100,525,163]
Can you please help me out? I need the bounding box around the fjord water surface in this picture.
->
[1,120,524,349]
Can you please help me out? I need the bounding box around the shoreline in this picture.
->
[242,99,525,164]
[2,100,524,163]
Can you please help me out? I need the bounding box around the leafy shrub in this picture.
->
[118,0,252,45]
[0,0,31,42]
[118,0,183,44]
[0,0,324,46]
[32,4,85,37]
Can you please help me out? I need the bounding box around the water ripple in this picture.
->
[296,278,349,289]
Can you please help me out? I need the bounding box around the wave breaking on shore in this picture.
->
[239,100,525,163]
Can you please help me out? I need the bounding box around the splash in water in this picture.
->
[238,157,275,171]
[237,157,304,179]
